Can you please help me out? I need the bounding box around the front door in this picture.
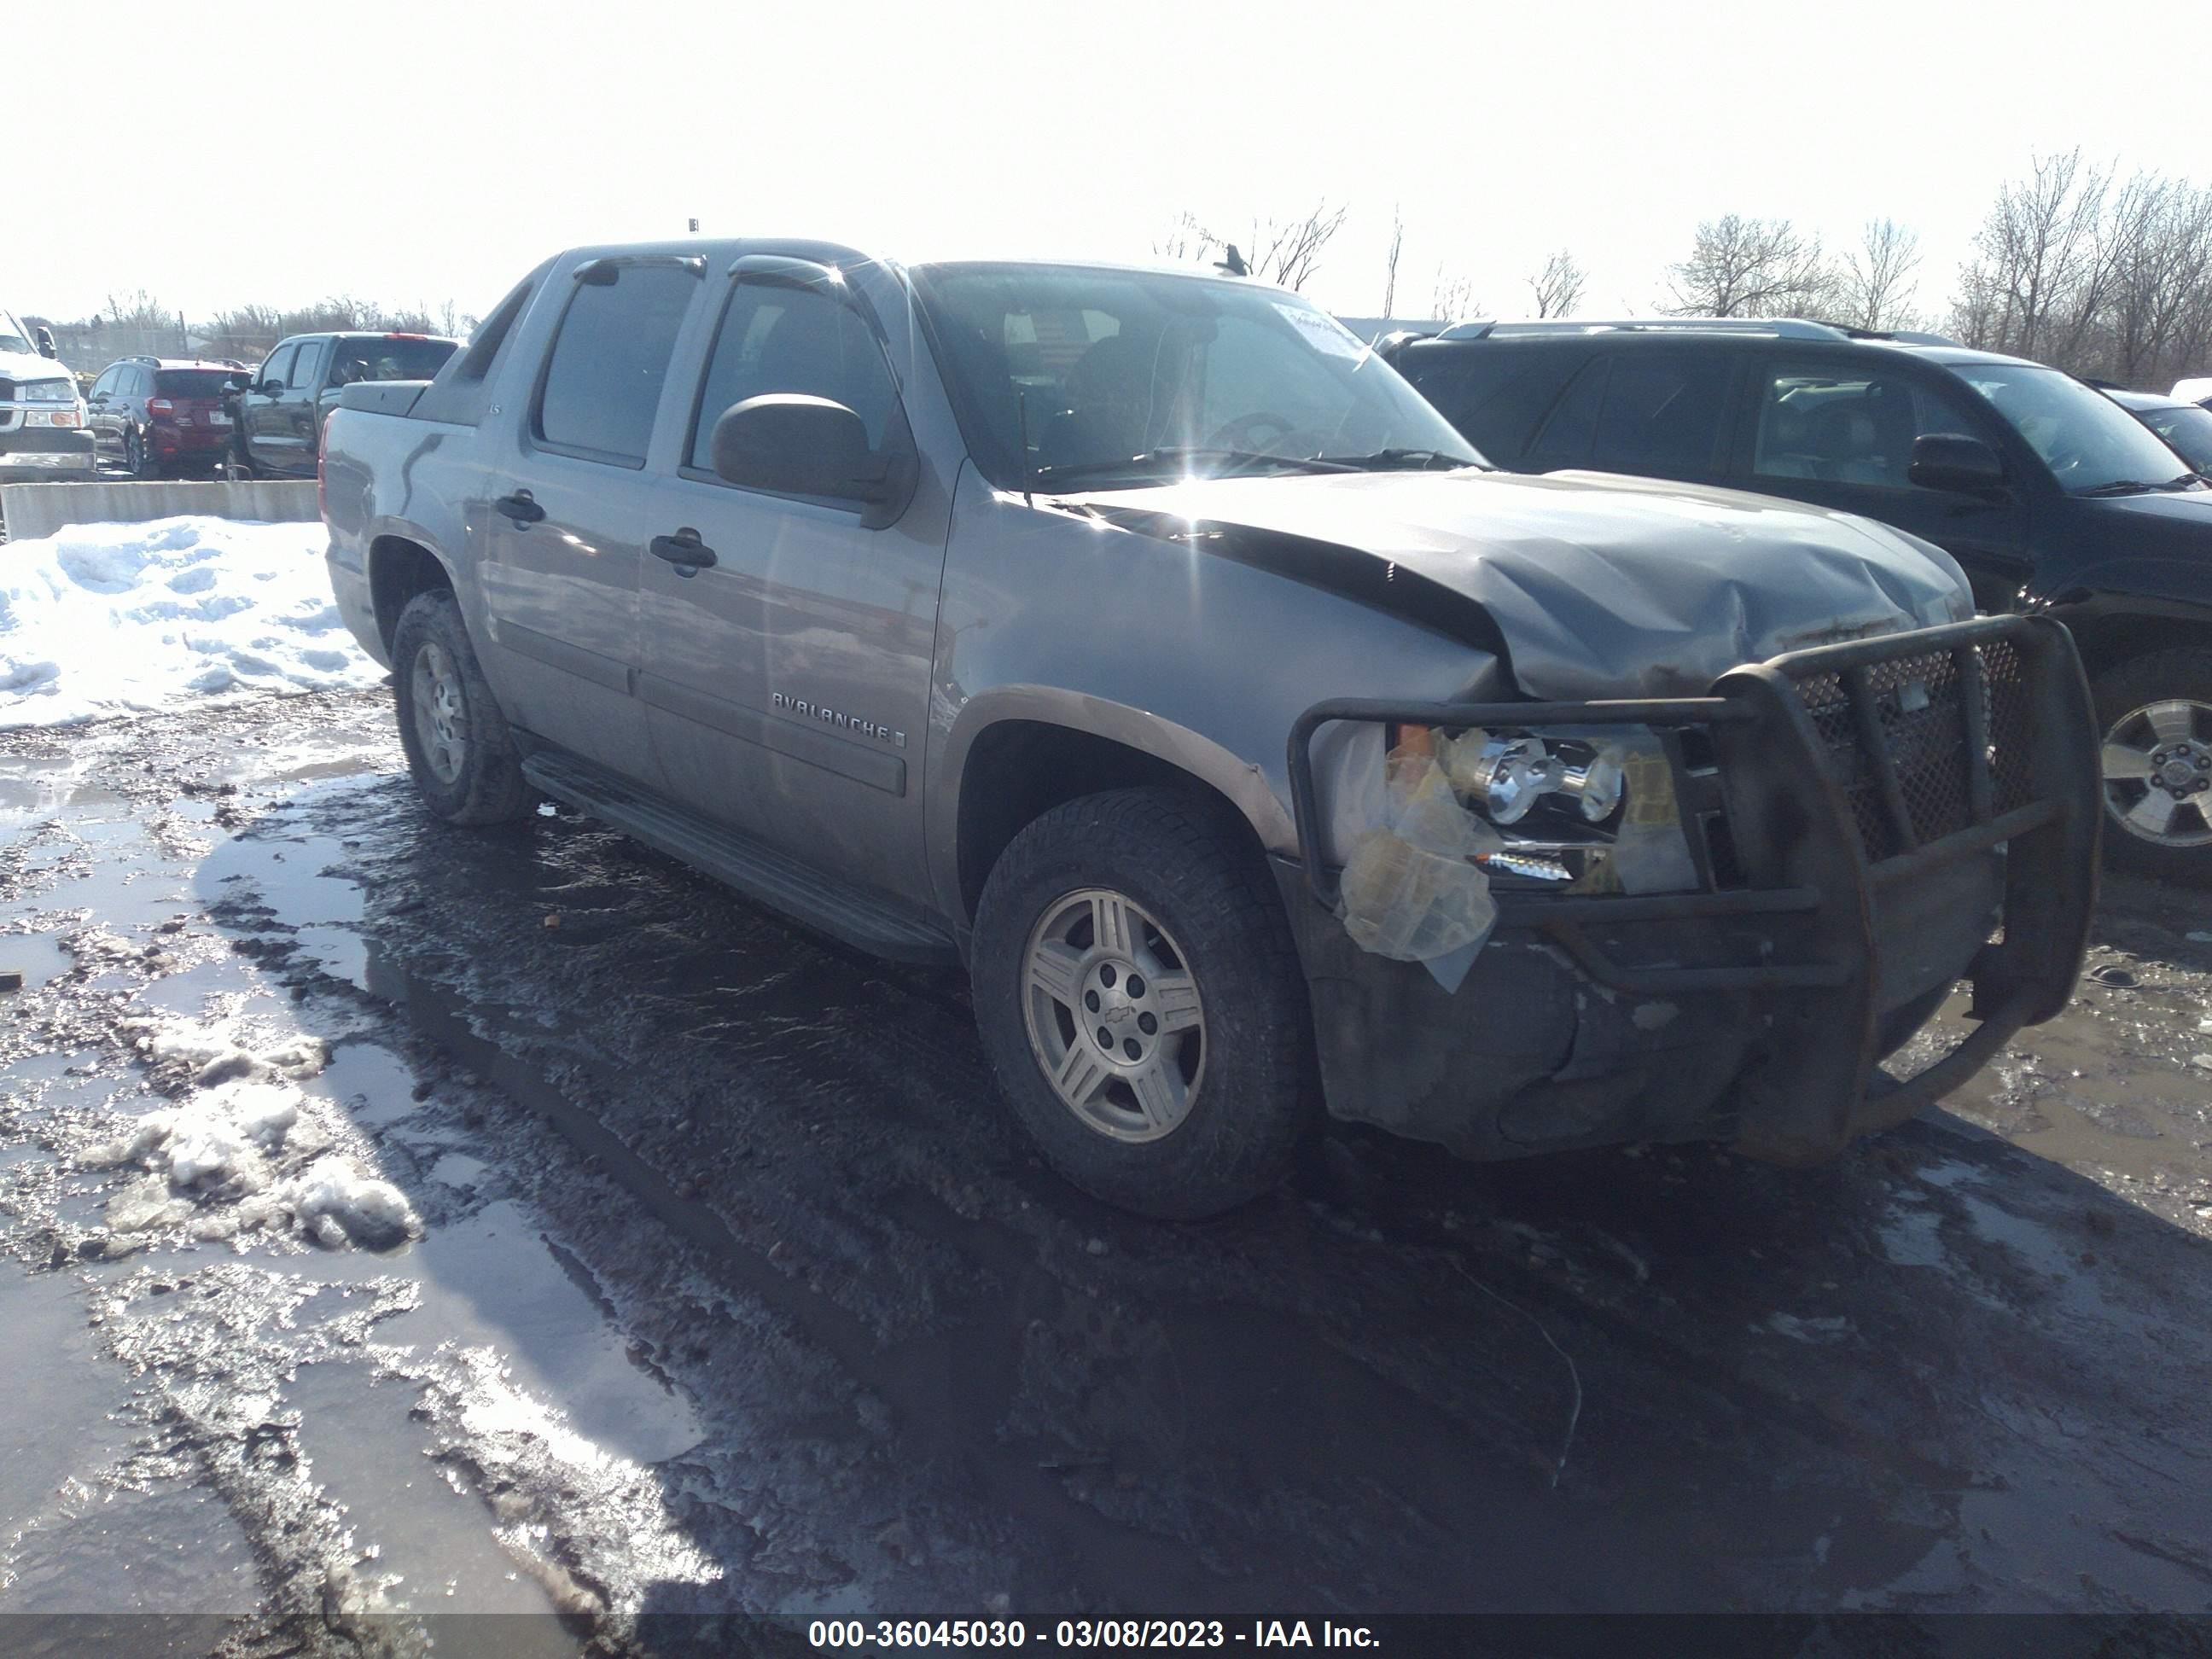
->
[265,338,327,476]
[87,366,123,459]
[472,259,703,777]
[637,267,945,903]
[1734,353,2034,613]
[240,343,294,472]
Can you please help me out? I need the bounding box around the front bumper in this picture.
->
[0,424,97,480]
[1281,614,2099,1164]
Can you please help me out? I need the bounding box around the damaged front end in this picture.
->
[1281,615,2099,1165]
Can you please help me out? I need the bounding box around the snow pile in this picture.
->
[85,1016,419,1252]
[0,516,382,728]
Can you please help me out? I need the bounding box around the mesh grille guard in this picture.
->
[1284,614,2100,1160]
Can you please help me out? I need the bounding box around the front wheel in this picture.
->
[970,787,1315,1219]
[2093,649,2212,888]
[390,589,532,826]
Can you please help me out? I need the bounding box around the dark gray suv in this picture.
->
[1383,318,2212,886]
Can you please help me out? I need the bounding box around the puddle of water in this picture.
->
[308,1042,422,1131]
[0,1266,134,1540]
[366,1200,705,1468]
[2,1481,259,1616]
[293,923,368,991]
[0,931,72,991]
[428,1153,491,1190]
[282,1362,579,1631]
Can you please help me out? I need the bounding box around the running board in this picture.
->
[521,752,959,966]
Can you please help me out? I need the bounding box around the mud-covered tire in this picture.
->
[2092,648,2212,888]
[970,786,1316,1219]
[390,589,532,826]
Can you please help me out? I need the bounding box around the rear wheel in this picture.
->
[970,787,1315,1218]
[2093,649,2212,888]
[390,589,531,825]
[125,428,157,480]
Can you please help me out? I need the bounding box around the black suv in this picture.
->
[1382,318,2212,885]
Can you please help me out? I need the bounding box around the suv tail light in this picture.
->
[147,398,174,416]
[317,412,331,521]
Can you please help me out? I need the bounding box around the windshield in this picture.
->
[0,311,33,357]
[2135,403,2212,477]
[1956,363,2197,495]
[912,264,1484,489]
[328,337,458,383]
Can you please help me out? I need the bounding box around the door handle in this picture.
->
[650,528,718,571]
[494,490,545,527]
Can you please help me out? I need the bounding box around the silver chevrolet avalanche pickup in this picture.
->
[320,242,2100,1217]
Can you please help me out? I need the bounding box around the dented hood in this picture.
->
[1071,467,1973,700]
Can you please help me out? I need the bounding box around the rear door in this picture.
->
[242,342,294,469]
[636,262,942,899]
[1396,344,1594,469]
[1508,344,1749,484]
[1729,350,2032,612]
[471,257,704,777]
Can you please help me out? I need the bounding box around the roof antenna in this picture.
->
[1017,391,1036,508]
[1214,243,1249,277]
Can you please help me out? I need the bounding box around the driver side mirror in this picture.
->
[1909,433,2007,495]
[34,326,56,359]
[709,394,917,529]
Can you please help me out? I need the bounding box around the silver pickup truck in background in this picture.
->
[318,241,2099,1217]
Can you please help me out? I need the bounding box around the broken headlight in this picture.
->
[1390,723,1693,892]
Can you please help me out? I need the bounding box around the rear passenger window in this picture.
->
[686,283,900,473]
[1591,355,1735,477]
[1404,349,1586,466]
[536,265,699,467]
[1526,358,1608,470]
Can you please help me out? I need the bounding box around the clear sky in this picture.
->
[20,0,2205,329]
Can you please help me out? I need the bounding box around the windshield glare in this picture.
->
[913,265,1484,488]
[1959,364,2194,494]
[0,312,33,357]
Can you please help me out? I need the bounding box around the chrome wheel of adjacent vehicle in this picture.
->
[1022,887,1206,1144]
[408,641,469,784]
[2101,698,2212,848]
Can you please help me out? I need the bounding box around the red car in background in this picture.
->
[86,357,248,479]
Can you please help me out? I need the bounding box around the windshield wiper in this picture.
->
[1033,448,1358,486]
[1307,447,1480,472]
[2075,479,2168,497]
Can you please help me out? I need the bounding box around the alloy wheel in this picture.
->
[409,641,469,784]
[2101,698,2212,847]
[1021,888,1206,1143]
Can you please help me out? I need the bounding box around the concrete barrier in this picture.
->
[1,480,320,543]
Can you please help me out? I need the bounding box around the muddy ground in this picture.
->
[2,687,2209,1655]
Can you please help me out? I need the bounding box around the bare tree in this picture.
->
[1662,215,1837,317]
[102,290,178,332]
[1382,207,1404,317]
[1526,249,1586,318]
[1247,201,1349,291]
[1153,211,1216,265]
[1837,218,1922,331]
[1156,201,1350,291]
[1431,266,1482,321]
[1949,149,2112,361]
